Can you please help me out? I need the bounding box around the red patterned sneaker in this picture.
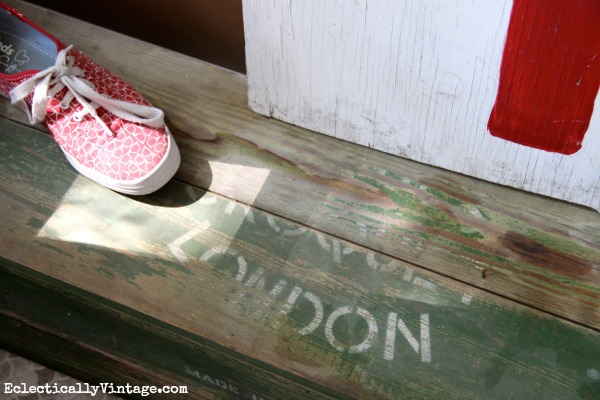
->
[0,3,180,195]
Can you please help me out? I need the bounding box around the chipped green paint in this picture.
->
[2,109,600,399]
[475,206,492,221]
[96,253,169,284]
[0,4,598,398]
[487,209,600,263]
[26,217,45,230]
[443,240,511,265]
[0,259,343,400]
[367,166,474,210]
[352,173,484,239]
[35,239,78,259]
[364,167,597,268]
[523,228,599,259]
[425,186,466,207]
[323,200,435,243]
[1,0,599,340]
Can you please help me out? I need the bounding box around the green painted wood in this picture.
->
[1,118,599,399]
[2,0,599,332]
[0,259,340,400]
[0,312,195,400]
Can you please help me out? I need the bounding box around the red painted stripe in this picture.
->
[488,0,600,155]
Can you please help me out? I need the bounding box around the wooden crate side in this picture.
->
[243,0,600,210]
[0,311,204,400]
[0,259,340,400]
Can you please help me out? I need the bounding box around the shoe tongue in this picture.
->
[0,38,56,75]
[0,5,60,75]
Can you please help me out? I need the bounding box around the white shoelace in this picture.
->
[9,45,164,137]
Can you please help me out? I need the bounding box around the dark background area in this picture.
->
[27,0,247,73]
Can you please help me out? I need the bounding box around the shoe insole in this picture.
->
[0,9,57,75]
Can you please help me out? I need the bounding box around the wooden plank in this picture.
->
[243,0,600,211]
[1,118,599,399]
[3,0,599,332]
[0,312,194,400]
[0,260,336,400]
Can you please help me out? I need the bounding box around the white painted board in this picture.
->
[242,0,600,211]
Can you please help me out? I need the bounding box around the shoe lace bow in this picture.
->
[9,45,164,137]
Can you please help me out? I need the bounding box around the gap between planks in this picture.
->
[2,117,600,399]
[2,0,599,335]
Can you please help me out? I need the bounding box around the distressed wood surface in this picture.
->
[243,0,600,211]
[2,0,599,333]
[0,312,191,400]
[1,118,600,399]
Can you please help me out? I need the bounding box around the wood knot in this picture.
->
[481,269,493,279]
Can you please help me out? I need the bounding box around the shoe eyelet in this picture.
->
[72,114,83,122]
[60,100,71,110]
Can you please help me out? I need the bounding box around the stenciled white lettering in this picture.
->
[171,197,440,363]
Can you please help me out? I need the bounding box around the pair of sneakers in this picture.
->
[0,3,180,195]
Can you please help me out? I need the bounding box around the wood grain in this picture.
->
[1,0,599,333]
[0,312,197,400]
[243,0,600,210]
[1,118,599,399]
